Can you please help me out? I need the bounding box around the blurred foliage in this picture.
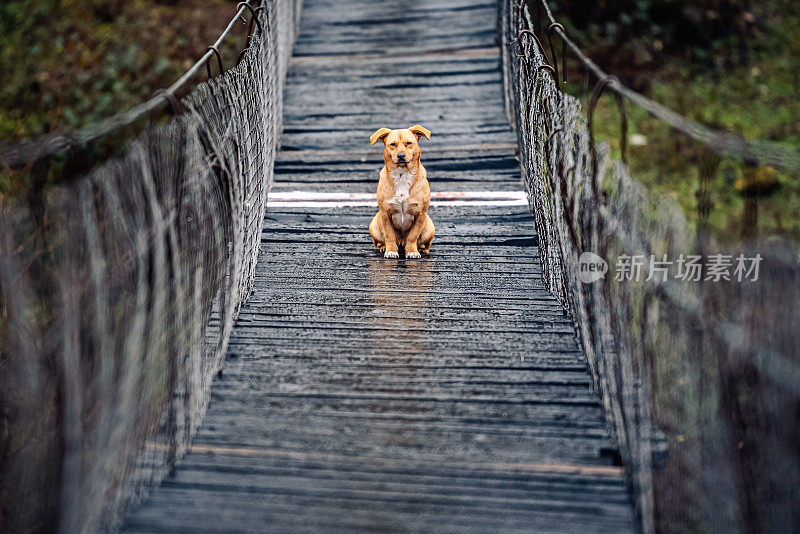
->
[550,0,796,87]
[550,0,800,241]
[0,0,246,144]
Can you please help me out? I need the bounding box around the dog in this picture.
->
[368,125,435,259]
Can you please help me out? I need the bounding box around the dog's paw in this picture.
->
[384,250,399,259]
[405,251,421,259]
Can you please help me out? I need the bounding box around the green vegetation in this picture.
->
[0,0,250,143]
[550,0,800,240]
[0,0,254,197]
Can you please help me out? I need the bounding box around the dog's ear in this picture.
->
[408,125,431,141]
[370,128,392,146]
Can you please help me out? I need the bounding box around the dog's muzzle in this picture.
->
[396,153,407,165]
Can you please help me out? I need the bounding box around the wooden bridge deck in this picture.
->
[123,0,635,531]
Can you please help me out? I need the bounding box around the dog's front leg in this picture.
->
[403,212,428,259]
[380,211,400,258]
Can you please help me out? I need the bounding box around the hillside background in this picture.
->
[549,0,800,240]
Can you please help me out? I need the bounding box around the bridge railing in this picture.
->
[0,1,301,531]
[500,1,800,532]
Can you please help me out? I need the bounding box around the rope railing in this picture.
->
[501,1,800,533]
[529,0,800,174]
[0,1,302,531]
[0,1,266,167]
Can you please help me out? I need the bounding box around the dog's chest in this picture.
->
[388,168,416,232]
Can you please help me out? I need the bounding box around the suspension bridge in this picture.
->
[121,0,635,530]
[2,0,798,533]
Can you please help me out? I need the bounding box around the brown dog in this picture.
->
[368,125,435,259]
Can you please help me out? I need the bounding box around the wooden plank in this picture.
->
[122,0,635,531]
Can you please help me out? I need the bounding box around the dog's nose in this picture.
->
[397,152,406,160]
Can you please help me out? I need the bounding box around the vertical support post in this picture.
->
[738,161,761,239]
[696,149,719,234]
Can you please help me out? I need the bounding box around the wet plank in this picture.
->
[122,0,635,531]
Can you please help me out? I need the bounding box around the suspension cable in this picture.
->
[534,0,800,173]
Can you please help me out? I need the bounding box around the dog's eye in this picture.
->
[406,141,413,146]
[389,142,396,147]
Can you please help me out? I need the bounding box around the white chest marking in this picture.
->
[389,168,416,232]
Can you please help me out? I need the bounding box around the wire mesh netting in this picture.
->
[0,1,301,531]
[500,1,800,532]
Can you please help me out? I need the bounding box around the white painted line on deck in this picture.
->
[290,47,501,65]
[267,190,529,208]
